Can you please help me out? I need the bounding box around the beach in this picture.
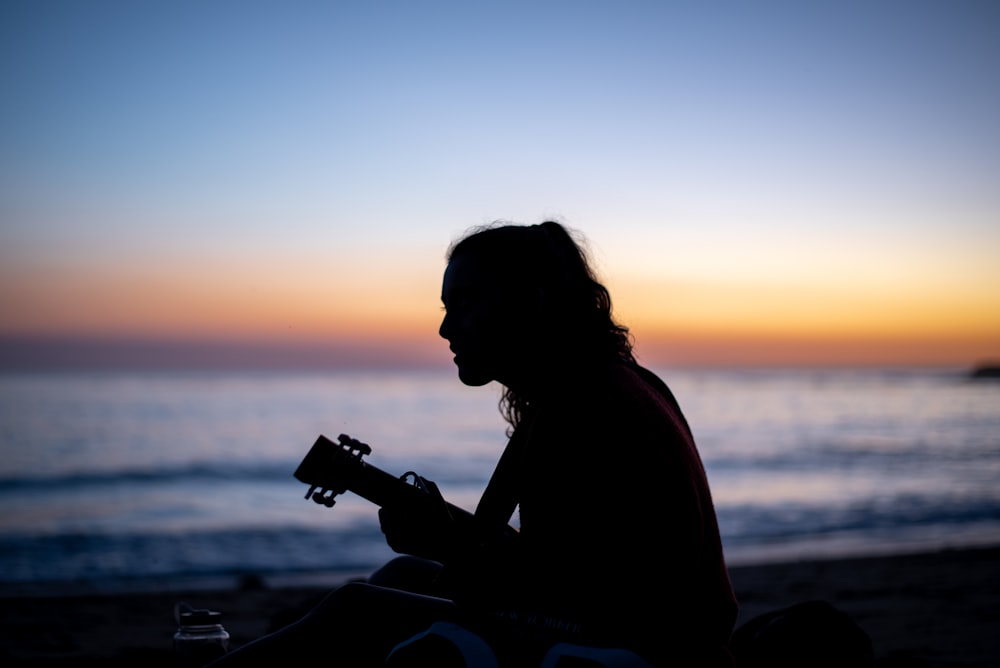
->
[1,545,997,667]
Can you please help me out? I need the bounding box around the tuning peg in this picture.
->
[313,489,337,507]
[338,433,371,456]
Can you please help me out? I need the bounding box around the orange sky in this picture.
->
[2,244,998,370]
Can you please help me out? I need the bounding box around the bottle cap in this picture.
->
[179,609,223,625]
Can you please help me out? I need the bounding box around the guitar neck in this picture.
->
[339,458,421,508]
[352,462,474,525]
[293,434,474,524]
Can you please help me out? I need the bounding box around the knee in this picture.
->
[309,581,372,616]
[369,556,443,593]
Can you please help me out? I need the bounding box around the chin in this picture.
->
[456,364,493,387]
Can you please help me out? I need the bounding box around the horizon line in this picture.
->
[0,334,994,373]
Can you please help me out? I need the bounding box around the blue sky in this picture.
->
[2,1,999,368]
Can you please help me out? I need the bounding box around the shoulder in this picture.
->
[585,363,687,425]
[538,362,691,445]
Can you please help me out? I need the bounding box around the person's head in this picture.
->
[438,221,633,426]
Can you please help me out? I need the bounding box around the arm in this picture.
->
[378,474,520,564]
[293,433,517,563]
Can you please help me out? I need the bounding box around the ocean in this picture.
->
[1,367,998,595]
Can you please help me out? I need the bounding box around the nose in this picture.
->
[438,310,450,341]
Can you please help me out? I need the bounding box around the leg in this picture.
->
[368,555,446,595]
[207,582,461,667]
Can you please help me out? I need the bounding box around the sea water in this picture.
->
[1,367,998,594]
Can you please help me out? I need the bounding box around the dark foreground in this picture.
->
[1,545,998,667]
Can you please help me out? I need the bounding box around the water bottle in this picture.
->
[173,604,230,667]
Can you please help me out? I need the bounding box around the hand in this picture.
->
[378,476,458,561]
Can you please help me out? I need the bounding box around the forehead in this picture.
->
[441,253,503,300]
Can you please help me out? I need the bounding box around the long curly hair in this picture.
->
[446,221,634,430]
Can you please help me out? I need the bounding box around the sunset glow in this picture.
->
[2,2,998,370]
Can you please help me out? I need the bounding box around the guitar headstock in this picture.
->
[293,433,371,507]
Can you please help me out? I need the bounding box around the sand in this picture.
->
[1,545,998,667]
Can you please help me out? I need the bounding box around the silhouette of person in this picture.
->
[208,221,738,667]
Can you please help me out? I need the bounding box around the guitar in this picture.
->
[294,433,477,524]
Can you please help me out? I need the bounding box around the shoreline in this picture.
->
[7,535,998,600]
[2,544,998,667]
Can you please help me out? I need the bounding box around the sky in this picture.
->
[2,0,999,370]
